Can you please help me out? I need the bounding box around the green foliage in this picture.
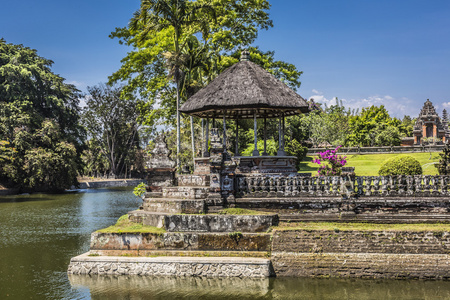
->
[285,137,308,166]
[373,124,402,146]
[347,105,403,147]
[0,39,82,190]
[289,98,352,148]
[435,144,450,175]
[378,155,423,176]
[242,138,278,156]
[133,182,147,199]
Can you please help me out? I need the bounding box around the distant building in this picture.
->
[412,99,450,145]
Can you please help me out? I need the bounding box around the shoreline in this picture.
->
[0,179,146,196]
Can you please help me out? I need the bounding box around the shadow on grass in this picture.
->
[298,156,318,173]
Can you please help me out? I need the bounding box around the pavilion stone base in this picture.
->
[194,156,298,175]
[68,253,273,277]
[235,156,297,174]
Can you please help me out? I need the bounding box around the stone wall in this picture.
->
[271,229,450,279]
[68,253,272,278]
[272,230,450,254]
[271,252,450,279]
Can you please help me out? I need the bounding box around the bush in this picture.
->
[378,155,422,176]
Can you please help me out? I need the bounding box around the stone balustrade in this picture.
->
[308,145,445,155]
[236,174,450,198]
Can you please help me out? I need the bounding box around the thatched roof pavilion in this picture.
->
[180,53,309,119]
[180,50,309,159]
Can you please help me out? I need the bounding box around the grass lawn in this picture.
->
[299,152,441,176]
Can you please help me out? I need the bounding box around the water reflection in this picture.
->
[0,187,139,300]
[2,188,450,300]
[70,275,272,300]
[69,275,450,300]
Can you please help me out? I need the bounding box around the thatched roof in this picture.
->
[179,59,309,119]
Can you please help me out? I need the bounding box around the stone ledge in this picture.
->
[90,249,270,258]
[68,252,273,277]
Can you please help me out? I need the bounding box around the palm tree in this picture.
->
[130,0,215,171]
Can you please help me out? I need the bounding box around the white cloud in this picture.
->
[311,89,322,95]
[67,80,85,89]
[308,91,417,118]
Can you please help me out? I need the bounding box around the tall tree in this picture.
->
[128,0,216,170]
[109,0,276,168]
[81,84,141,177]
[0,39,82,191]
[347,105,397,147]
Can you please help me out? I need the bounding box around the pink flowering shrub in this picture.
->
[313,146,347,176]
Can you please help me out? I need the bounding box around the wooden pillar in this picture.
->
[190,116,195,166]
[252,112,259,156]
[222,112,227,152]
[277,114,286,156]
[201,118,204,147]
[263,116,267,155]
[282,114,285,151]
[235,118,239,156]
[422,124,427,138]
[204,118,210,157]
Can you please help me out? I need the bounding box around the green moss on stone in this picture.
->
[97,214,166,234]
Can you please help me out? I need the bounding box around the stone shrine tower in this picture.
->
[413,99,450,145]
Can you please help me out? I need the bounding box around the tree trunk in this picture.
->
[176,81,181,172]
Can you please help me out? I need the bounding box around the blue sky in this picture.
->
[2,0,450,118]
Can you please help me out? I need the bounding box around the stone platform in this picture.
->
[68,252,273,277]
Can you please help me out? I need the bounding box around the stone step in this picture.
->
[90,231,272,252]
[128,210,279,233]
[144,192,162,198]
[142,198,205,214]
[68,252,273,277]
[89,249,270,258]
[162,186,210,199]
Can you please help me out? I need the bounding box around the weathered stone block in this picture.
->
[163,187,210,199]
[143,198,206,214]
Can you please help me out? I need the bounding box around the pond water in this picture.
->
[1,188,450,299]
